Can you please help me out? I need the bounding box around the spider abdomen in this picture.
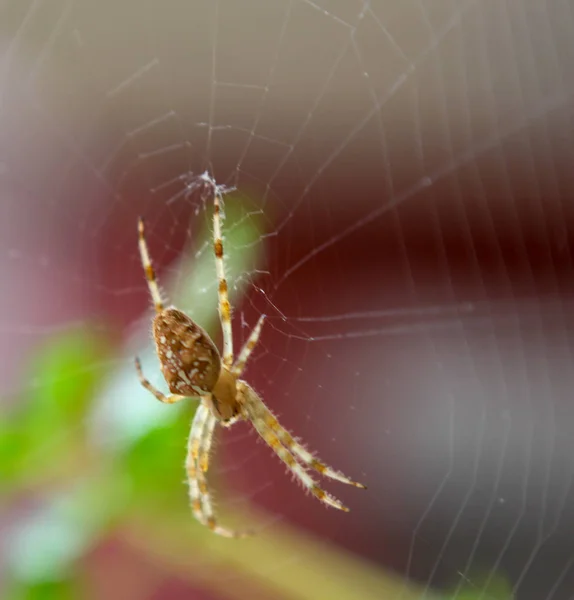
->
[153,307,221,396]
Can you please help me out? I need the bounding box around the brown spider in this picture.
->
[135,177,365,537]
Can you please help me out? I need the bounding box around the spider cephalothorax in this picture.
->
[135,175,365,537]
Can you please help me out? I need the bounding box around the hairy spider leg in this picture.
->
[134,357,185,404]
[187,404,214,527]
[239,383,350,512]
[137,217,165,313]
[212,192,234,368]
[187,403,248,538]
[244,391,365,489]
[232,315,266,376]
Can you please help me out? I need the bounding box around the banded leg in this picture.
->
[187,403,247,538]
[240,384,349,512]
[246,395,365,489]
[137,217,165,313]
[187,404,210,526]
[232,315,266,376]
[135,357,185,404]
[212,192,234,367]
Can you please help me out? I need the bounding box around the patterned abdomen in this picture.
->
[152,307,221,396]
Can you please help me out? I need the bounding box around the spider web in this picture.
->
[2,0,574,598]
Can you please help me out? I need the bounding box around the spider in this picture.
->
[135,180,365,537]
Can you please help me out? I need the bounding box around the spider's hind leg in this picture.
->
[232,314,266,377]
[212,190,234,368]
[137,217,165,313]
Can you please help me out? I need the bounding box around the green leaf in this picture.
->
[5,578,80,600]
[122,412,194,512]
[0,327,110,486]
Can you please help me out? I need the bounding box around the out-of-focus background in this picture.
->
[1,1,574,599]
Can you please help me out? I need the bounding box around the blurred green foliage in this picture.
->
[0,194,512,600]
[0,329,108,489]
[2,327,115,594]
[445,570,513,600]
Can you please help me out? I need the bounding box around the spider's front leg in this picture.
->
[255,405,366,489]
[186,402,250,538]
[238,382,353,512]
[135,357,185,404]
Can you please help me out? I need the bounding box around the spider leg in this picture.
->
[212,190,234,368]
[239,383,350,512]
[137,217,165,313]
[244,392,365,489]
[232,315,266,376]
[135,357,185,404]
[187,402,249,538]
